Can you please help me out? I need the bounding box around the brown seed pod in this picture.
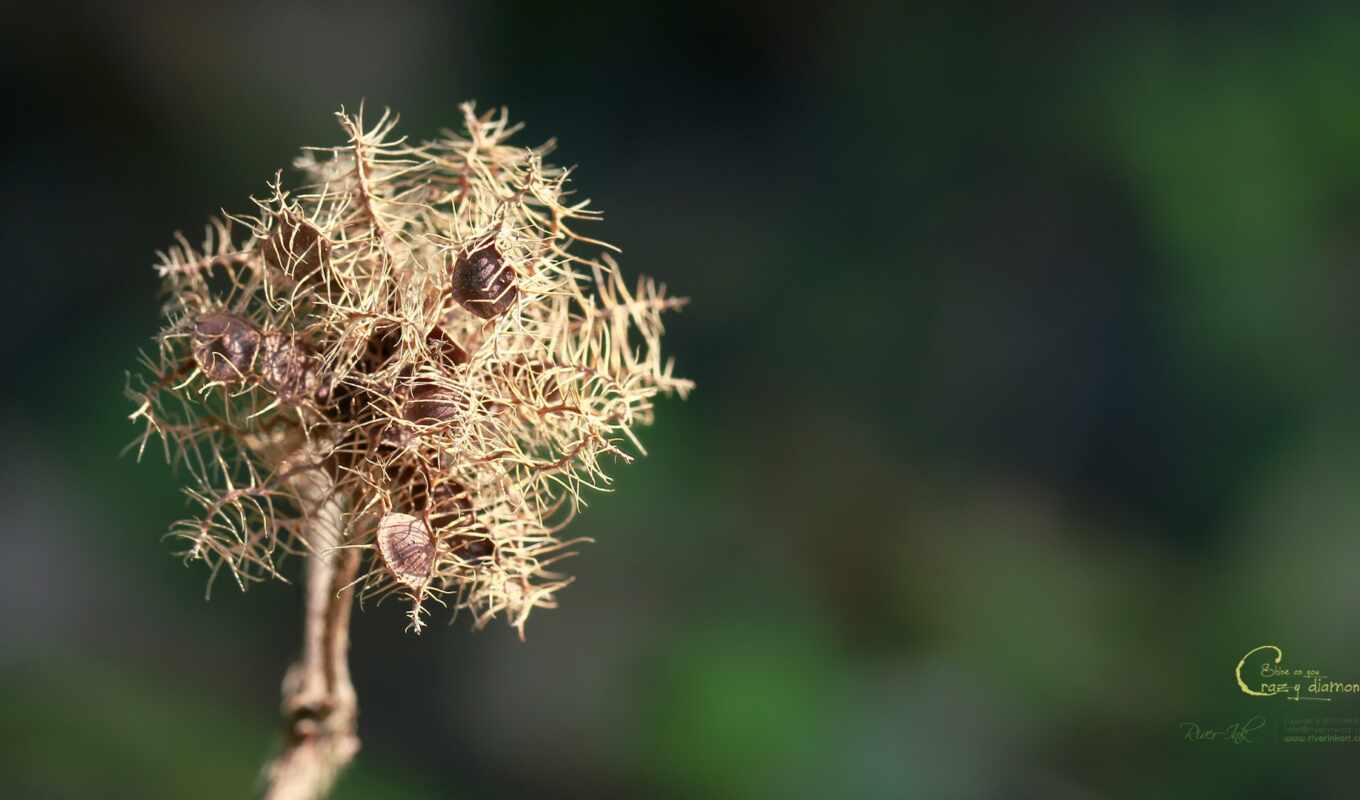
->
[263,212,329,276]
[376,513,435,588]
[426,480,489,560]
[404,384,461,425]
[192,312,260,383]
[427,326,470,368]
[258,331,326,406]
[383,462,424,508]
[385,466,472,525]
[427,479,474,526]
[450,242,517,319]
[448,532,494,562]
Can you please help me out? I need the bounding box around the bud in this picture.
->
[450,243,517,319]
[376,513,435,588]
[192,312,260,383]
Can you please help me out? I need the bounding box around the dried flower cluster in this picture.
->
[128,103,690,636]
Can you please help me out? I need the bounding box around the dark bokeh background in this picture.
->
[5,3,1360,798]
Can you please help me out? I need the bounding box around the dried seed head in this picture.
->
[258,332,325,405]
[376,513,435,588]
[450,242,517,319]
[192,312,260,383]
[130,102,692,637]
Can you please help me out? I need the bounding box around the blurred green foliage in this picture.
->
[4,4,1360,798]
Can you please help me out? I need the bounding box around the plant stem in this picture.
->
[260,467,361,800]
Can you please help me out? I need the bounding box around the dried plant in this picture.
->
[125,102,690,799]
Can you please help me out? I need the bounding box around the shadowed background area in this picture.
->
[4,3,1360,798]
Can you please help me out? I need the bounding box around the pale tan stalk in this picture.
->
[260,466,360,800]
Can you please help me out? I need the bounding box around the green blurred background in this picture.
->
[5,4,1360,798]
